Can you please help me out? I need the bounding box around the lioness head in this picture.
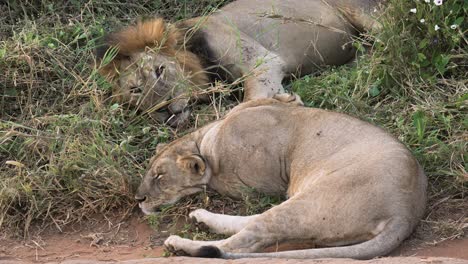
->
[96,19,209,124]
[135,140,210,214]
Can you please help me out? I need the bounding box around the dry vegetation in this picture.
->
[0,0,466,242]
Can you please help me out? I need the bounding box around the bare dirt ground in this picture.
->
[1,213,467,264]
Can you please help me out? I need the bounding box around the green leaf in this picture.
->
[417,53,427,62]
[454,16,464,25]
[434,54,450,75]
[418,39,429,49]
[455,93,468,108]
[369,85,380,97]
[110,103,120,111]
[100,46,119,67]
[412,110,427,142]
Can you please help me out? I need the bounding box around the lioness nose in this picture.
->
[135,195,147,203]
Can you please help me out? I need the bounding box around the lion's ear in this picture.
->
[156,143,168,155]
[178,154,206,176]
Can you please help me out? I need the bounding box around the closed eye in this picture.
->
[154,65,165,78]
[153,174,163,181]
[129,86,143,94]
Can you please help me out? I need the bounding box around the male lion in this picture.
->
[96,0,383,125]
[135,96,427,259]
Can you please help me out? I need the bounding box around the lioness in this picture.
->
[97,0,383,125]
[135,96,427,259]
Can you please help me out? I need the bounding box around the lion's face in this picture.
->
[116,51,191,114]
[97,19,209,125]
[135,141,209,215]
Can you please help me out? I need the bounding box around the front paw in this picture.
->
[189,209,211,231]
[189,209,209,223]
[164,235,189,256]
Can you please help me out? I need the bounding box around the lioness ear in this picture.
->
[178,155,206,176]
[156,143,168,155]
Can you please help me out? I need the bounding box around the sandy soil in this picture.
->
[0,214,467,263]
[0,216,164,262]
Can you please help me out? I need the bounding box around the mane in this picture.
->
[96,18,208,88]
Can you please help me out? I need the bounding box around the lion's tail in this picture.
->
[195,217,412,260]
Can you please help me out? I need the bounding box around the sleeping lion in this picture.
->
[135,95,427,259]
[96,0,383,125]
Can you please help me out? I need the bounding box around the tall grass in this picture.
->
[0,0,230,236]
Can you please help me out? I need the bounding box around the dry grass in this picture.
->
[0,0,466,242]
[0,0,232,236]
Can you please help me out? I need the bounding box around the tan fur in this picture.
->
[104,18,208,88]
[97,19,208,126]
[96,0,385,125]
[135,96,427,259]
[99,19,177,78]
[173,50,209,91]
[110,19,177,55]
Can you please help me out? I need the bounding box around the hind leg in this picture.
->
[189,209,259,235]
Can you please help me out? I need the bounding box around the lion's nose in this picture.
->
[135,195,147,203]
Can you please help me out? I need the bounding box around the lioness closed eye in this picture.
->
[135,96,427,259]
[96,0,384,126]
